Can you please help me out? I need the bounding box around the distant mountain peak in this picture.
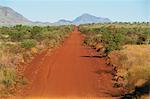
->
[80,13,100,18]
[53,19,72,25]
[58,19,72,23]
[73,13,111,24]
[81,13,92,16]
[55,13,111,25]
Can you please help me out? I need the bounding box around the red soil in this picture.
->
[19,26,120,99]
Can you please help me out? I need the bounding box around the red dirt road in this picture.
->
[22,27,119,99]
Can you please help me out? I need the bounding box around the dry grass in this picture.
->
[0,43,27,97]
[109,45,150,93]
[0,44,23,68]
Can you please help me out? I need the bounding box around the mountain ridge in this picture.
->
[0,5,111,25]
[0,5,31,25]
[54,13,111,25]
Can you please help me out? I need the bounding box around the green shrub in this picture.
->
[101,32,125,54]
[8,31,24,42]
[20,39,36,49]
[31,26,42,41]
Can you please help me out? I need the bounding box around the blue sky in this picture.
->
[0,0,149,22]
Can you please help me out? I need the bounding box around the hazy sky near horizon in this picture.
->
[0,0,149,22]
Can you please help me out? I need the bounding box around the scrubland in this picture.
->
[79,22,150,98]
[0,25,73,97]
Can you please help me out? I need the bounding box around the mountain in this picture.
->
[0,5,32,25]
[0,5,111,25]
[55,13,111,25]
[0,5,53,26]
[53,19,72,25]
[32,21,52,26]
[73,13,111,24]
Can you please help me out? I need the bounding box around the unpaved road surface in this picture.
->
[19,27,119,99]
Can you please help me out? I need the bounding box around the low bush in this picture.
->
[20,39,36,49]
[79,23,150,47]
[101,32,125,54]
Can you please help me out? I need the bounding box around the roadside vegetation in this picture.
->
[0,24,73,97]
[79,22,150,98]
